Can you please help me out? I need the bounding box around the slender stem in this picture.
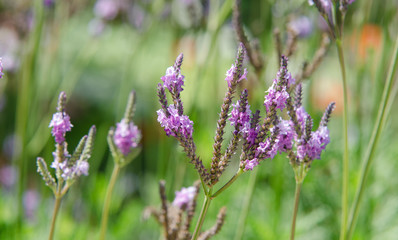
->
[191,192,212,240]
[211,168,243,199]
[234,168,258,240]
[290,182,302,240]
[48,197,62,240]
[346,35,398,240]
[336,38,350,240]
[99,164,121,240]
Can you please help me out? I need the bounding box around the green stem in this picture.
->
[211,168,243,199]
[290,182,302,240]
[48,197,62,240]
[191,193,212,240]
[336,38,350,240]
[99,164,121,240]
[346,35,398,240]
[234,168,258,240]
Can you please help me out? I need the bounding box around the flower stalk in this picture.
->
[191,191,213,240]
[37,92,96,240]
[99,164,121,240]
[48,197,62,240]
[290,181,302,240]
[100,91,141,239]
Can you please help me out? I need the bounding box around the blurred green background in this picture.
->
[0,0,397,239]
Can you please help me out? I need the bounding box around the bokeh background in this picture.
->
[0,0,397,239]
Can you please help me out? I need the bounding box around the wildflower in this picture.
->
[229,100,251,133]
[275,120,294,153]
[49,112,73,144]
[225,64,248,88]
[244,158,259,171]
[172,186,197,208]
[157,105,193,138]
[161,66,185,94]
[114,119,141,155]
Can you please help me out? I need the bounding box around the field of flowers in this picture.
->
[0,0,397,239]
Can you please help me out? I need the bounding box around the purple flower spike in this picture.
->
[157,104,193,138]
[161,66,185,94]
[229,100,251,133]
[244,158,259,171]
[49,112,73,144]
[172,186,196,208]
[225,65,248,88]
[276,120,294,153]
[264,87,289,112]
[114,119,141,155]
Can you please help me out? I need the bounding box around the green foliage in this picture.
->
[0,0,397,239]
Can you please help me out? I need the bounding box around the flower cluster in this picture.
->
[229,99,251,134]
[161,66,185,95]
[49,112,73,144]
[157,104,193,138]
[157,54,209,184]
[108,91,142,167]
[37,92,96,195]
[264,57,294,113]
[172,186,197,209]
[156,47,334,188]
[239,57,334,172]
[225,64,248,88]
[114,119,141,155]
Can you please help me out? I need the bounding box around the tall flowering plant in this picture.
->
[36,92,96,240]
[155,43,334,240]
[99,91,141,240]
[308,1,355,238]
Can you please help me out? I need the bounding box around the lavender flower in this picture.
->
[172,186,196,208]
[49,112,73,144]
[229,100,251,133]
[275,120,294,153]
[289,102,335,164]
[255,138,278,160]
[244,158,259,171]
[37,92,96,192]
[108,91,142,167]
[114,119,141,155]
[161,66,185,94]
[157,104,193,138]
[225,64,248,88]
[264,87,289,112]
[157,55,210,185]
[296,126,330,160]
